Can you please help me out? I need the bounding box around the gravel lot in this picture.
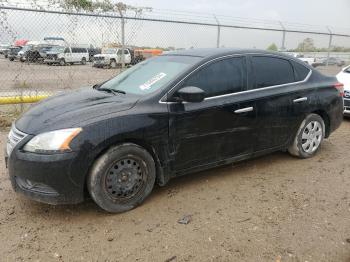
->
[0,58,120,94]
[0,120,350,262]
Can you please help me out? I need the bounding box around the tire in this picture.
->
[81,57,86,65]
[110,60,117,68]
[9,58,14,61]
[288,114,325,158]
[59,59,65,66]
[87,143,156,213]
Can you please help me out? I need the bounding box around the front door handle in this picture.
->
[293,97,308,103]
[234,107,254,114]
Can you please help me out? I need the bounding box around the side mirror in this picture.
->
[176,86,205,103]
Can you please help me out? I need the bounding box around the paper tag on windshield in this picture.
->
[139,72,167,90]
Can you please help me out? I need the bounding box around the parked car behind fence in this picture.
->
[8,46,22,61]
[45,46,89,65]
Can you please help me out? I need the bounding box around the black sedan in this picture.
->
[5,48,344,213]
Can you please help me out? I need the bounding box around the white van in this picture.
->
[45,46,89,65]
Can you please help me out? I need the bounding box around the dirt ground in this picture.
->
[0,120,350,262]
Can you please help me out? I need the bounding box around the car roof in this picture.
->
[164,48,285,58]
[163,48,313,69]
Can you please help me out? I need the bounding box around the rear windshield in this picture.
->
[100,55,201,95]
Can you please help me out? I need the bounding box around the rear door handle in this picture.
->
[293,97,308,103]
[234,107,254,114]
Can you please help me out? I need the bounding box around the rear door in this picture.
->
[168,56,257,171]
[250,55,302,152]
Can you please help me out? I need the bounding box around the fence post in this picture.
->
[326,27,333,67]
[213,15,220,48]
[121,15,125,70]
[279,21,286,51]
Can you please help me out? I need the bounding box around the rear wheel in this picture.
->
[87,143,156,213]
[81,57,87,65]
[288,114,325,158]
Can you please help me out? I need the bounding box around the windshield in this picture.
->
[21,45,33,52]
[49,46,65,53]
[100,55,200,95]
[104,48,117,54]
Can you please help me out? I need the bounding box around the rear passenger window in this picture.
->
[252,56,295,88]
[292,61,310,81]
[182,57,246,98]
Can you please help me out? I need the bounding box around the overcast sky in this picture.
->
[125,0,350,30]
[2,0,350,49]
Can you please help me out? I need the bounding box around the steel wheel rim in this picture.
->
[301,121,322,153]
[104,156,146,202]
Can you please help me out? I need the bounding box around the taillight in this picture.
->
[334,82,344,97]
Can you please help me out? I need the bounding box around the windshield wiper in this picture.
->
[95,87,126,95]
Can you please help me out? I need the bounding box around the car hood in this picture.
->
[94,54,117,58]
[15,87,139,134]
[46,51,62,55]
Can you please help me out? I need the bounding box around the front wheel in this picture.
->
[109,60,117,68]
[288,114,325,158]
[59,58,65,66]
[87,143,156,213]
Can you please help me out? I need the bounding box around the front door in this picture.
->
[167,56,257,172]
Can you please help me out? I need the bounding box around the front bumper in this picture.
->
[93,60,109,67]
[344,98,350,116]
[6,147,86,205]
[44,58,59,64]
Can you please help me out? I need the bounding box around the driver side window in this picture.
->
[181,56,246,98]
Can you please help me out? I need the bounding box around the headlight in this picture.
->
[23,128,82,154]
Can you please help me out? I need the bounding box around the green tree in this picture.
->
[296,38,316,52]
[267,43,278,51]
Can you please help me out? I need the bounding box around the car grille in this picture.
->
[344,98,350,106]
[46,54,57,60]
[94,57,104,61]
[6,125,28,156]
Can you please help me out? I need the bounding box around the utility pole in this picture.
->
[121,15,125,69]
[326,27,333,67]
[116,2,126,70]
[213,15,220,48]
[279,21,286,51]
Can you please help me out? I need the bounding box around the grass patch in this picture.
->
[0,108,23,131]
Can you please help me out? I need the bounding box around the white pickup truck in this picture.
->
[282,52,315,66]
[93,48,132,68]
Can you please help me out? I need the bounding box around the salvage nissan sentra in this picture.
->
[5,48,344,213]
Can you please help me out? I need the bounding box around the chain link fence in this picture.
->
[0,3,350,114]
